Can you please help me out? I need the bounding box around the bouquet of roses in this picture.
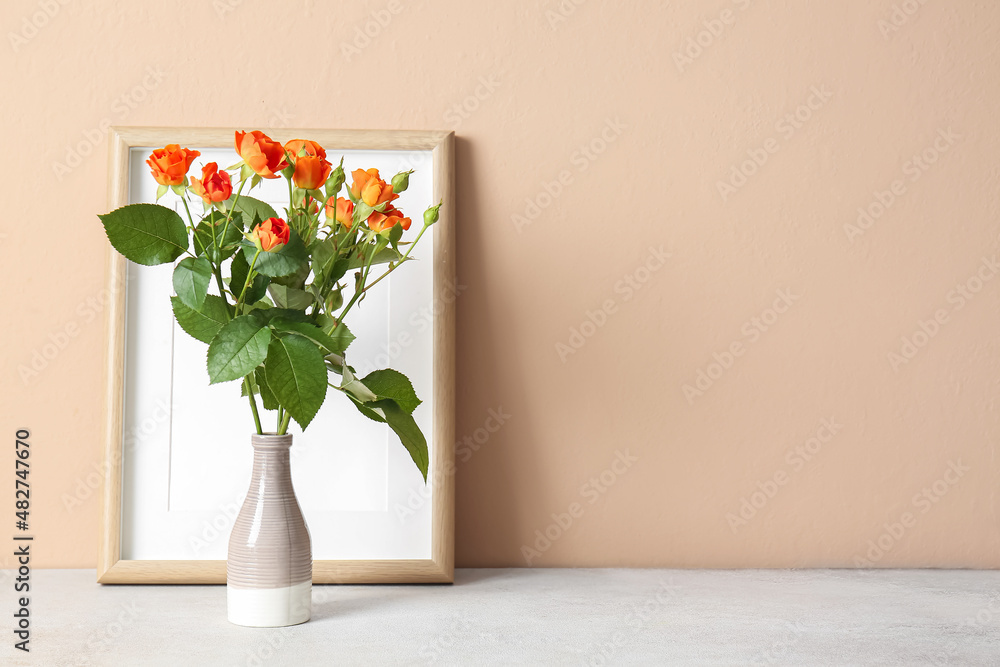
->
[99,130,440,480]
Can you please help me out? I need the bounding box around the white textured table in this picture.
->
[2,569,999,665]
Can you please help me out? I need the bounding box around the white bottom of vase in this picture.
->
[227,581,312,627]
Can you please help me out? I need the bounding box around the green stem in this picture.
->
[361,222,430,295]
[307,195,318,244]
[276,411,292,435]
[219,178,246,247]
[180,196,196,228]
[337,243,377,325]
[179,196,201,247]
[277,405,284,432]
[243,377,263,435]
[236,248,262,312]
[184,192,233,317]
[213,268,234,318]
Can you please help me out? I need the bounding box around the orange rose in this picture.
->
[282,139,331,190]
[147,144,200,186]
[349,168,397,207]
[348,168,376,199]
[325,196,354,230]
[284,139,326,161]
[250,217,291,251]
[189,162,233,204]
[292,155,333,190]
[235,130,288,179]
[367,204,411,233]
[384,207,412,232]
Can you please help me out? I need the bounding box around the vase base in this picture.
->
[227,581,311,627]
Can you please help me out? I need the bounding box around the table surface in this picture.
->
[1,568,999,666]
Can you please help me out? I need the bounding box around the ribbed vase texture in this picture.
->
[227,433,312,627]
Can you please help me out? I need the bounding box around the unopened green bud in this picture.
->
[326,158,345,198]
[391,170,413,194]
[325,289,344,311]
[423,201,442,226]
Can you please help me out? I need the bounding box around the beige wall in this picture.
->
[3,0,998,569]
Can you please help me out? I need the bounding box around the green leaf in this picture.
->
[310,238,334,273]
[224,194,277,223]
[311,238,350,287]
[243,297,274,314]
[241,229,308,278]
[193,211,244,263]
[324,353,346,375]
[206,315,271,384]
[265,333,328,429]
[347,245,403,270]
[346,392,387,423]
[314,315,353,354]
[230,250,269,304]
[171,295,230,344]
[268,284,314,309]
[255,367,279,411]
[315,313,337,331]
[387,223,404,250]
[339,368,427,479]
[99,203,188,266]
[377,399,428,481]
[249,307,310,327]
[341,365,378,403]
[361,369,422,414]
[328,322,355,353]
[353,201,375,226]
[269,261,310,289]
[172,257,212,310]
[270,318,350,355]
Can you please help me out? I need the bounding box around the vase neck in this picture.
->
[249,434,293,483]
[251,433,293,451]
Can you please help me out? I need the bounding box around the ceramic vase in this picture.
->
[227,433,311,627]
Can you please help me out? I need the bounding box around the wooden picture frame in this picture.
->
[97,127,454,584]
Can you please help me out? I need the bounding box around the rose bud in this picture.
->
[250,217,291,251]
[391,170,413,193]
[147,144,200,186]
[325,158,345,198]
[189,162,233,204]
[235,130,288,179]
[423,202,442,226]
[304,196,320,216]
[325,289,343,311]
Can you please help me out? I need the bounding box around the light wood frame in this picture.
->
[98,127,455,584]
